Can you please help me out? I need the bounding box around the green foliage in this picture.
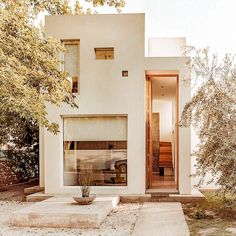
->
[203,192,236,212]
[0,0,125,135]
[0,1,78,134]
[190,205,213,220]
[0,158,17,188]
[0,149,38,188]
[181,47,236,195]
[28,0,125,15]
[184,191,236,221]
[0,0,125,186]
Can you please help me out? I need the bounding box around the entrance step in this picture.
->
[146,188,179,195]
[26,191,54,202]
[24,185,45,195]
[132,203,189,236]
[9,195,120,229]
[120,190,205,204]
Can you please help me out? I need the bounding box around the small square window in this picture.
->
[95,47,114,60]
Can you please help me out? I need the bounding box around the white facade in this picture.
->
[40,13,192,195]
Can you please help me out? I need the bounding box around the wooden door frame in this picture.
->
[146,76,152,189]
[145,74,179,191]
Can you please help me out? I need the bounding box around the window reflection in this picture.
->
[63,116,127,186]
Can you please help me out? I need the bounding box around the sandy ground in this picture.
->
[0,201,141,236]
[0,184,142,236]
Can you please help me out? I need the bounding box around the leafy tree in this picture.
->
[0,0,125,184]
[180,47,236,195]
[0,0,125,136]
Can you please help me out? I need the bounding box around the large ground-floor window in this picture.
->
[63,116,127,186]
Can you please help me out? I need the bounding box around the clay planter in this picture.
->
[73,195,96,205]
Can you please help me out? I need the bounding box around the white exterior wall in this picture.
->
[41,14,192,195]
[39,126,45,188]
[148,37,186,57]
[43,14,146,195]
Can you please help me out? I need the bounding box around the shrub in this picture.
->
[0,148,38,187]
[0,159,17,188]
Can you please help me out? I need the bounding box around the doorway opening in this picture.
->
[146,74,179,193]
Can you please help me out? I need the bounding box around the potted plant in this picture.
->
[73,164,96,205]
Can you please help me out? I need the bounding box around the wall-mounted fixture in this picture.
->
[122,70,128,77]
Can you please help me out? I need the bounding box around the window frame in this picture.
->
[62,115,128,187]
[61,39,80,94]
[94,47,114,60]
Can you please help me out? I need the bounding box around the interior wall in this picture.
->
[152,100,173,142]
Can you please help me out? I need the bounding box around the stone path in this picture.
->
[132,202,189,236]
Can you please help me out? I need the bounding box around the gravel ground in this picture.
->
[0,199,141,236]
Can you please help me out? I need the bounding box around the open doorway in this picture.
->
[146,74,179,193]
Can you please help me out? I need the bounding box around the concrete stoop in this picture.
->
[9,195,120,229]
[132,202,189,236]
[26,191,53,202]
[24,185,45,195]
[26,189,205,204]
[121,189,205,204]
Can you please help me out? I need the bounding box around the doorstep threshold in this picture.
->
[146,188,179,195]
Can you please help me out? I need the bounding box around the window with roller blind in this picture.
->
[63,116,128,186]
[62,40,80,93]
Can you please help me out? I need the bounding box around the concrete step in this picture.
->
[24,185,45,195]
[26,191,54,202]
[120,190,205,204]
[9,195,120,229]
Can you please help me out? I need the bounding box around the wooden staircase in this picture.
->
[159,142,173,168]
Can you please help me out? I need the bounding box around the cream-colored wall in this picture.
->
[41,14,192,195]
[39,126,45,188]
[145,57,191,194]
[43,14,146,195]
[148,37,186,57]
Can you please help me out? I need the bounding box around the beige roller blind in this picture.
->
[64,43,78,77]
[64,116,127,141]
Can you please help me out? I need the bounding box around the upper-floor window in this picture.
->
[62,40,80,93]
[95,47,114,60]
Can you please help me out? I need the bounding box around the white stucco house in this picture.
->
[39,13,199,196]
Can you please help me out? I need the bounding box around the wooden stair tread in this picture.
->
[159,154,172,157]
[159,164,173,167]
[159,141,173,168]
[159,142,171,147]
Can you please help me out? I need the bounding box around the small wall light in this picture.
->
[122,70,128,77]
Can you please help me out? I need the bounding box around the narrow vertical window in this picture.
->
[62,40,80,93]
